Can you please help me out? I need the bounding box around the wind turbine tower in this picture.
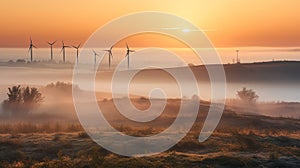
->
[72,43,81,64]
[125,43,135,69]
[103,45,114,69]
[92,49,100,68]
[28,37,37,63]
[47,41,56,61]
[61,41,70,64]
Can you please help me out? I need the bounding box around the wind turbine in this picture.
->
[103,45,113,69]
[28,37,37,63]
[47,41,56,61]
[125,43,134,69]
[236,50,240,64]
[61,41,70,64]
[92,49,100,68]
[72,43,81,64]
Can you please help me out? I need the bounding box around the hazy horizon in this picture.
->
[1,46,300,66]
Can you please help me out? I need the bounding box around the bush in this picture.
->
[236,87,259,104]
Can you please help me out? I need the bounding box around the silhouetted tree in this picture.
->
[236,87,259,104]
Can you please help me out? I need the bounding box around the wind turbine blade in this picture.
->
[32,45,37,49]
[52,41,57,45]
[72,45,76,48]
[110,45,114,50]
[126,43,129,50]
[77,43,81,48]
[47,41,51,45]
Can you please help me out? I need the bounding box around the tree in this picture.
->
[2,85,44,115]
[22,86,44,113]
[2,85,22,113]
[236,87,259,104]
[7,85,22,103]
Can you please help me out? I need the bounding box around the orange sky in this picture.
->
[0,0,300,48]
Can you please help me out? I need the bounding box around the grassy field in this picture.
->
[0,98,299,167]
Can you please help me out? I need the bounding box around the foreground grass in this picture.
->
[0,123,299,168]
